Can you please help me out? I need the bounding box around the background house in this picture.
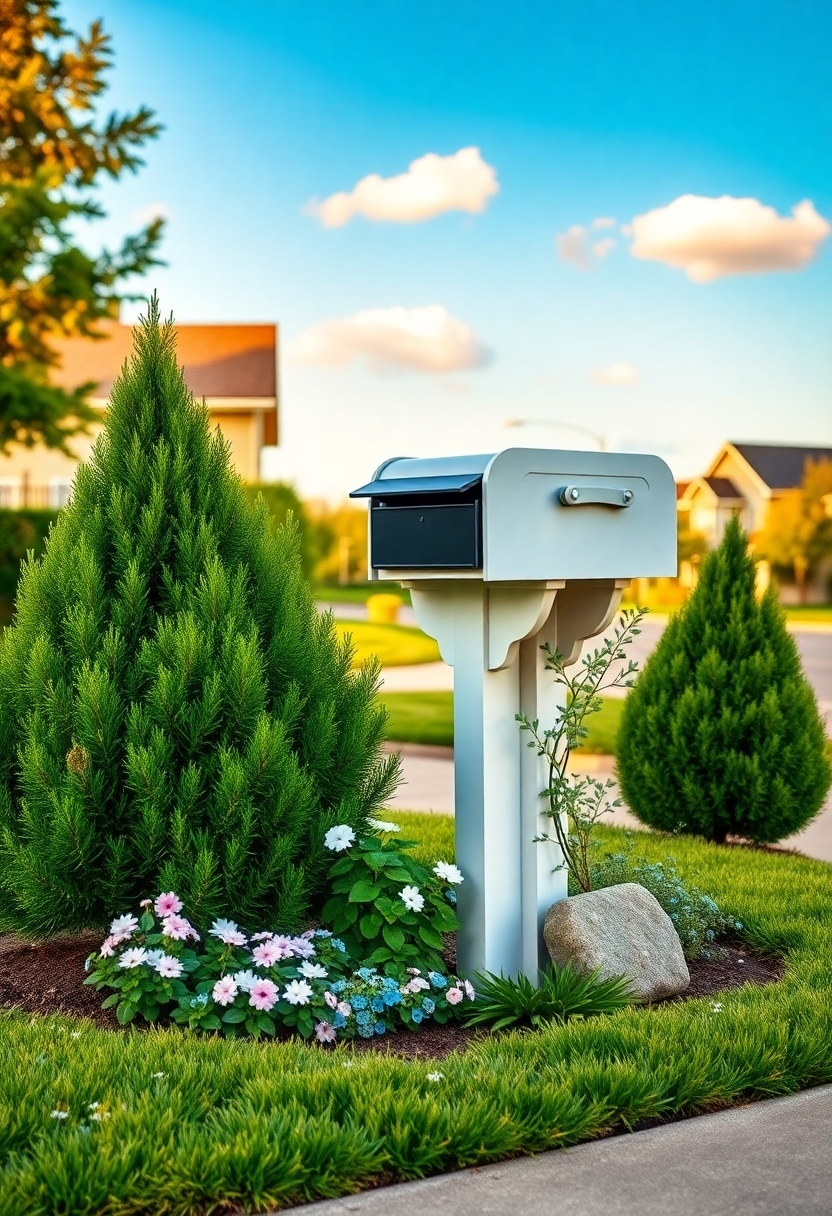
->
[679,442,832,546]
[0,321,279,505]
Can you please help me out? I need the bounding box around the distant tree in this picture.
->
[617,516,830,844]
[757,459,832,602]
[0,0,164,454]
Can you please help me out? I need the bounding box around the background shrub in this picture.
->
[616,516,830,843]
[0,508,57,624]
[0,300,398,937]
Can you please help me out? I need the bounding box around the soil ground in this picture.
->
[0,933,784,1058]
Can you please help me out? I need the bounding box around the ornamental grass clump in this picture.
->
[616,516,831,844]
[0,298,398,936]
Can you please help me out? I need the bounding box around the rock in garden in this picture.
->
[543,882,690,1002]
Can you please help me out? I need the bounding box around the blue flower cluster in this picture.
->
[320,965,470,1040]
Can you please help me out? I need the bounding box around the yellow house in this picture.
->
[0,321,278,505]
[679,441,832,547]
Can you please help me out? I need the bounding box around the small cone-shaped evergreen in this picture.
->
[617,516,830,843]
[0,299,398,935]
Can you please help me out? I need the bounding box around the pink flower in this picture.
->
[251,940,282,967]
[249,979,279,1011]
[215,928,247,947]
[337,1001,352,1017]
[154,892,182,918]
[405,977,431,994]
[324,990,338,1009]
[315,1021,337,1044]
[154,955,183,978]
[406,968,422,976]
[446,986,463,1005]
[290,936,316,959]
[161,914,198,941]
[140,899,153,909]
[270,935,295,959]
[301,929,316,940]
[212,976,239,1006]
[99,935,118,958]
[463,980,476,1001]
[250,931,273,942]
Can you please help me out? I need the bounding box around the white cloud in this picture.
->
[289,305,491,373]
[629,195,831,282]
[591,216,617,229]
[592,238,616,260]
[591,362,638,385]
[305,147,499,227]
[556,224,591,269]
[132,202,170,225]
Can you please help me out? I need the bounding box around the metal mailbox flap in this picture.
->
[350,473,482,499]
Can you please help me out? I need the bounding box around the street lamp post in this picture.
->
[503,418,608,451]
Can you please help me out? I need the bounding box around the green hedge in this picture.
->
[0,509,58,623]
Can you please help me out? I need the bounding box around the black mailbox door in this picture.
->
[350,473,483,570]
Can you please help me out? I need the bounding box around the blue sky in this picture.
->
[70,0,831,498]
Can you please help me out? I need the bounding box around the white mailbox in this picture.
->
[351,448,676,981]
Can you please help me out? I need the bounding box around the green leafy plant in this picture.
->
[321,819,461,976]
[462,963,634,1030]
[589,842,742,959]
[0,300,399,936]
[517,608,646,892]
[617,516,831,843]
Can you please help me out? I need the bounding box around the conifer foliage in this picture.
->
[616,516,830,844]
[0,300,398,936]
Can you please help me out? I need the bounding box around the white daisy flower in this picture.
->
[399,885,425,913]
[367,818,401,833]
[118,947,148,969]
[284,979,314,1006]
[299,961,328,979]
[433,861,464,884]
[324,824,355,852]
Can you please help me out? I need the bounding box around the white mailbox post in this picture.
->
[351,448,676,981]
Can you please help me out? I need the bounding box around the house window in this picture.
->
[49,478,73,508]
[0,478,21,508]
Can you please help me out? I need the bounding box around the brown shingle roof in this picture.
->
[50,321,277,399]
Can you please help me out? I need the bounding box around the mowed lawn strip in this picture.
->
[381,692,623,754]
[2,816,831,1213]
[335,620,441,668]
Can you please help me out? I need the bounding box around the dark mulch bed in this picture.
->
[0,932,785,1058]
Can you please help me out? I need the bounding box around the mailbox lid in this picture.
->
[481,448,677,581]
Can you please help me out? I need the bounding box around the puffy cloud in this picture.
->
[289,305,491,373]
[629,195,831,282]
[132,202,169,225]
[556,224,591,269]
[305,147,498,227]
[591,216,617,230]
[592,238,616,260]
[591,362,638,385]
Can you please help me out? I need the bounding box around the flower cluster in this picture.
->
[320,821,462,976]
[316,965,475,1041]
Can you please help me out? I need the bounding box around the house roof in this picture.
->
[730,443,832,491]
[704,476,743,499]
[50,321,277,400]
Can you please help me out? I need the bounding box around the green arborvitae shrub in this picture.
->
[616,516,831,844]
[0,299,398,936]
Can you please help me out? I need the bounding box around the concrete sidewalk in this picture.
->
[300,1084,832,1216]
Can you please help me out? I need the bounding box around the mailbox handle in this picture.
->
[559,485,634,508]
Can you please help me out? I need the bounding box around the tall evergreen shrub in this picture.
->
[617,516,830,843]
[0,300,398,936]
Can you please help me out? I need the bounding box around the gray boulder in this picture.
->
[543,882,690,1002]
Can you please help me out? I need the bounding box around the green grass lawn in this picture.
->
[316,582,411,605]
[2,814,830,1212]
[381,692,624,754]
[782,605,832,624]
[335,620,441,668]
